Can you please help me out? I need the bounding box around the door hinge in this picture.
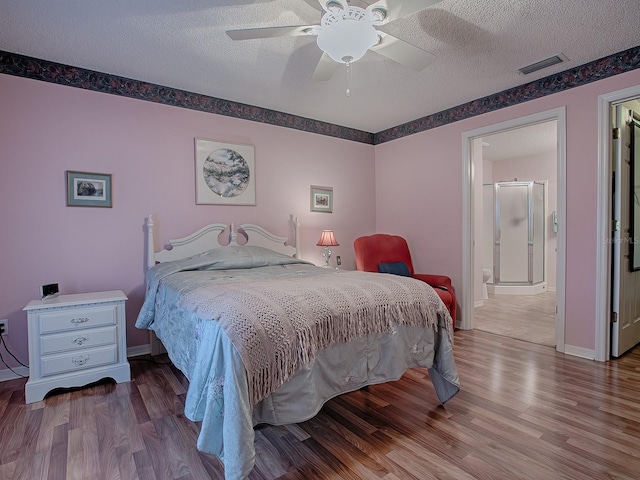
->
[612,312,618,323]
[613,127,620,139]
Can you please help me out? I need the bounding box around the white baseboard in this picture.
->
[547,286,557,292]
[562,344,596,360]
[474,300,485,308]
[0,366,29,382]
[487,282,547,295]
[127,344,151,357]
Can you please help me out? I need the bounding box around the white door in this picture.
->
[611,105,640,357]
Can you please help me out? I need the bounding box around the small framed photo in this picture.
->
[66,171,112,207]
[310,186,333,213]
[195,138,256,205]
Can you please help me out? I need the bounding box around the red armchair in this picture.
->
[353,234,456,324]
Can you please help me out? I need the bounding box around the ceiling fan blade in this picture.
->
[370,32,436,71]
[369,0,444,24]
[302,0,322,11]
[311,53,339,82]
[226,25,316,41]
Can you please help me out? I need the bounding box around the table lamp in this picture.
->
[316,230,339,267]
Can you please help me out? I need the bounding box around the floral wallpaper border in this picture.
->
[1,46,639,145]
[0,50,374,144]
[375,46,640,144]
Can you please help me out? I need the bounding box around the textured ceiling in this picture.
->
[1,0,639,133]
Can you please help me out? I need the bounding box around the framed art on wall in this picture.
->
[195,138,256,205]
[66,171,112,207]
[310,185,333,213]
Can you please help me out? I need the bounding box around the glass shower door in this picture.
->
[496,183,530,283]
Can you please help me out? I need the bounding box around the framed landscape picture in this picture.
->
[66,171,112,207]
[195,138,256,205]
[310,186,333,213]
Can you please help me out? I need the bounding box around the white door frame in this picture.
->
[461,107,567,353]
[595,85,640,362]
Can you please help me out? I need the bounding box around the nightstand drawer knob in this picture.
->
[72,354,89,366]
[72,336,89,346]
[70,317,90,324]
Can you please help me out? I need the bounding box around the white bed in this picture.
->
[136,215,459,480]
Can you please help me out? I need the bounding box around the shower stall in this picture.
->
[483,181,546,295]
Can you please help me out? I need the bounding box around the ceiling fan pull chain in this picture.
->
[345,57,352,97]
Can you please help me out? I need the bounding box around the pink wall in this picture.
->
[0,74,376,369]
[375,126,464,284]
[375,68,640,352]
[2,67,640,374]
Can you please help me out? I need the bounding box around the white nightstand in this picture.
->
[23,290,131,403]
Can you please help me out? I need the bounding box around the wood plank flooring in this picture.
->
[474,292,556,346]
[1,329,640,479]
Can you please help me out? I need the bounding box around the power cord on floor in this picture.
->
[0,335,29,378]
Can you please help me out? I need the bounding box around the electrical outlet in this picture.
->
[0,319,7,336]
[336,256,342,266]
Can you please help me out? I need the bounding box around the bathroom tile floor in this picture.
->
[473,291,556,347]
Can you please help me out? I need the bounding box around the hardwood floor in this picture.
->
[1,330,639,480]
[474,292,556,346]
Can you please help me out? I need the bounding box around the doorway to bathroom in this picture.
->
[461,108,566,350]
[476,123,557,346]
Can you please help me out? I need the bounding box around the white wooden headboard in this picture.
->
[145,215,300,269]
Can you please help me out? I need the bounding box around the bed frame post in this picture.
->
[294,217,300,258]
[230,222,236,245]
[146,215,155,270]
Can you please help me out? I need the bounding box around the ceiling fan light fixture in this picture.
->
[371,8,387,22]
[325,0,346,12]
[316,5,380,64]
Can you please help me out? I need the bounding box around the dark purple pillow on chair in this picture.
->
[378,261,411,277]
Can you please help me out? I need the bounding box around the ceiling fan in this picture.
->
[226,0,443,86]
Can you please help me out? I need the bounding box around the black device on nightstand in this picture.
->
[39,283,59,300]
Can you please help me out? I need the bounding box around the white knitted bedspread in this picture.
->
[180,270,451,405]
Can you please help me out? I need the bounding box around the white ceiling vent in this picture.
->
[519,54,567,75]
